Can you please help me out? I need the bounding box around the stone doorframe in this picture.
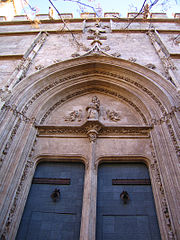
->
[0,56,179,240]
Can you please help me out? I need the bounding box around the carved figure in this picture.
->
[64,110,82,122]
[86,96,100,120]
[106,110,121,122]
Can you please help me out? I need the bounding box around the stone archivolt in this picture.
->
[39,88,148,125]
[0,57,179,240]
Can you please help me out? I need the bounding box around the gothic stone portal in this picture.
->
[15,162,85,240]
[96,163,161,240]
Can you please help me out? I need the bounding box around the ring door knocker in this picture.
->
[120,191,129,204]
[51,188,60,202]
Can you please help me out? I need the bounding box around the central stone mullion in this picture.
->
[80,130,98,240]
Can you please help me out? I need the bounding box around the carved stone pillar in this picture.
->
[80,128,98,240]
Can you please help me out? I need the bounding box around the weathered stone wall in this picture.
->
[0,16,179,91]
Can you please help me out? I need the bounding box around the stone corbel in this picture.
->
[87,129,98,143]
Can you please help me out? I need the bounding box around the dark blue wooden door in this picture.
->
[16,162,85,240]
[96,163,161,240]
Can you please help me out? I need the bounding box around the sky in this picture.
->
[25,0,180,18]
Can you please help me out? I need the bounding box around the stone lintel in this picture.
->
[36,121,153,137]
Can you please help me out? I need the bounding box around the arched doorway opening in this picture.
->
[16,161,85,240]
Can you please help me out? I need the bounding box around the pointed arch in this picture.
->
[0,55,179,240]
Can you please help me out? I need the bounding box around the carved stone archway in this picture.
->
[0,56,179,240]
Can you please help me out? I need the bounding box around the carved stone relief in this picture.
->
[0,86,11,102]
[84,21,111,34]
[0,118,21,170]
[150,140,176,239]
[35,64,44,71]
[0,104,36,169]
[1,160,34,240]
[145,63,156,69]
[80,21,112,57]
[86,96,100,120]
[8,32,48,87]
[62,96,122,124]
[128,57,137,63]
[147,29,178,86]
[64,109,82,122]
[106,109,121,122]
[38,88,146,125]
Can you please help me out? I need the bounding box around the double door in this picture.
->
[16,162,161,240]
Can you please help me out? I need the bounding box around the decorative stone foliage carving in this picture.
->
[150,141,176,239]
[28,137,37,158]
[145,63,156,69]
[2,103,36,125]
[64,109,82,122]
[151,106,179,126]
[128,57,137,62]
[173,34,180,45]
[148,29,177,85]
[106,109,121,122]
[85,21,110,34]
[0,103,37,169]
[8,31,48,87]
[150,106,180,160]
[35,64,44,71]
[0,86,11,102]
[83,21,112,57]
[37,124,152,137]
[0,118,21,169]
[1,160,34,240]
[71,53,80,58]
[53,59,61,64]
[102,46,111,51]
[112,52,121,58]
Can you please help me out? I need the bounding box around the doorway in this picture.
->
[96,162,161,240]
[16,162,85,240]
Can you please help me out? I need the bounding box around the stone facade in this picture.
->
[0,13,179,240]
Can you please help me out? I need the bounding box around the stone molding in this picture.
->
[1,160,34,240]
[18,69,167,121]
[2,103,36,125]
[36,121,152,138]
[151,106,180,160]
[0,118,21,169]
[7,31,48,88]
[151,106,180,126]
[147,28,179,90]
[150,140,177,239]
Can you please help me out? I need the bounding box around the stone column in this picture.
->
[80,129,98,240]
